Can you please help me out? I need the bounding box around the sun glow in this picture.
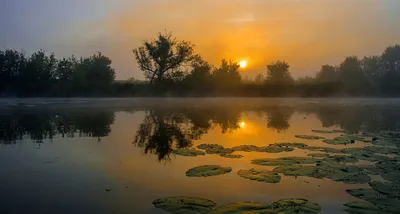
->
[239,60,247,68]
[240,121,246,127]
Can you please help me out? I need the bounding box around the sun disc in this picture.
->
[239,60,247,68]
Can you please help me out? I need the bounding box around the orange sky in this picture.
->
[2,0,400,79]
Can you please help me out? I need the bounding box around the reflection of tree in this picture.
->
[0,111,115,144]
[133,107,242,161]
[265,106,294,132]
[301,105,400,133]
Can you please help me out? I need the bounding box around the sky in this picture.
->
[1,0,400,80]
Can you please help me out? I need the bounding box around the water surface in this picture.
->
[1,98,400,214]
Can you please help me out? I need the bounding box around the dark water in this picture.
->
[0,98,400,214]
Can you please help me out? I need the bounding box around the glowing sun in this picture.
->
[239,60,247,68]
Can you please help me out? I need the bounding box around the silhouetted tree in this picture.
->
[380,45,400,94]
[212,59,241,95]
[0,49,26,95]
[266,61,294,84]
[133,32,198,85]
[337,56,369,94]
[316,65,337,82]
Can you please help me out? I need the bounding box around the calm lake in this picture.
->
[0,98,399,214]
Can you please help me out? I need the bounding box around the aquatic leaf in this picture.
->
[219,153,243,159]
[152,196,217,214]
[343,201,388,214]
[231,144,294,153]
[211,202,273,214]
[295,135,325,140]
[186,165,232,177]
[307,153,331,158]
[346,188,400,212]
[173,148,206,157]
[312,130,345,134]
[369,181,400,198]
[251,157,316,166]
[237,168,281,183]
[197,144,234,155]
[270,198,322,214]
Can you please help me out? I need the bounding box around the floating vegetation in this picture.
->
[219,153,243,159]
[312,130,346,134]
[307,153,331,158]
[295,135,326,140]
[173,148,206,157]
[343,201,387,214]
[186,165,232,177]
[197,144,234,155]
[211,202,272,213]
[231,144,294,153]
[270,198,322,214]
[369,181,400,198]
[237,168,281,183]
[305,146,343,153]
[152,196,217,214]
[322,155,359,164]
[275,142,308,148]
[251,157,316,166]
[274,163,371,184]
[346,188,400,213]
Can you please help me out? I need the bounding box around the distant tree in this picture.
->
[0,49,26,94]
[19,50,57,95]
[362,56,382,93]
[316,65,337,82]
[182,58,212,95]
[380,45,400,94]
[133,32,197,84]
[265,61,294,84]
[212,59,241,94]
[73,52,115,94]
[254,73,265,84]
[337,56,369,94]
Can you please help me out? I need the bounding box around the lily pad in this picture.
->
[346,188,400,212]
[322,155,359,164]
[231,145,294,153]
[343,201,387,214]
[152,196,217,214]
[237,168,281,183]
[252,157,316,166]
[211,202,273,214]
[174,148,206,157]
[197,144,234,155]
[312,130,345,134]
[307,153,331,158]
[186,165,232,177]
[275,142,309,149]
[369,181,400,198]
[274,163,371,184]
[270,198,322,214]
[295,135,325,140]
[305,146,343,153]
[219,153,243,159]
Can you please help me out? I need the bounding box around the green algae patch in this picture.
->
[152,196,217,214]
[343,201,388,214]
[270,198,322,214]
[231,144,294,153]
[173,148,206,157]
[312,130,345,134]
[219,153,243,159]
[197,144,234,155]
[211,202,273,214]
[295,135,326,140]
[237,168,281,183]
[251,157,316,166]
[369,181,400,198]
[186,165,232,177]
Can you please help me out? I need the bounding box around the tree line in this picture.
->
[1,32,400,97]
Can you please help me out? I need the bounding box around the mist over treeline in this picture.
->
[1,32,400,97]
